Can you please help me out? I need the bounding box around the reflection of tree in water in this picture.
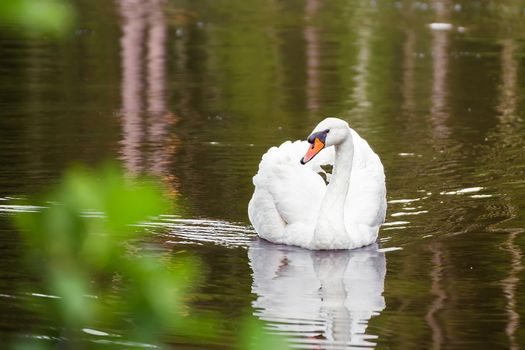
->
[249,240,386,348]
[402,29,416,115]
[493,39,523,350]
[117,0,178,191]
[425,243,447,350]
[422,25,525,350]
[400,12,525,348]
[304,0,320,112]
[349,2,372,116]
[500,225,523,350]
[429,0,451,140]
[424,2,452,347]
[397,0,453,340]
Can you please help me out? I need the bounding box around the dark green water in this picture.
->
[1,0,525,348]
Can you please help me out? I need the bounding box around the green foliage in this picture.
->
[0,0,74,38]
[239,319,290,350]
[14,164,200,348]
[13,164,289,349]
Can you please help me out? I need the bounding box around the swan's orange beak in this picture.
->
[300,137,325,164]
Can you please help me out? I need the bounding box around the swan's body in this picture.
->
[248,117,386,250]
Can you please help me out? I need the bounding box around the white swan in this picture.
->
[248,117,386,250]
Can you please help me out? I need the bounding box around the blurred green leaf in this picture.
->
[0,0,75,37]
[13,341,53,350]
[13,163,285,349]
[50,269,93,326]
[239,319,290,350]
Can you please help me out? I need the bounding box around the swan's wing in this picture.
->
[250,141,334,229]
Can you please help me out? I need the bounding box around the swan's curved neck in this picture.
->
[313,130,354,248]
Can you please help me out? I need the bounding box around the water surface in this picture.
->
[1,0,525,348]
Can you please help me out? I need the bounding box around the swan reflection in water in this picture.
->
[248,239,386,348]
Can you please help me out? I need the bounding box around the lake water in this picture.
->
[1,0,525,348]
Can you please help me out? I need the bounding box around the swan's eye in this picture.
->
[324,129,329,134]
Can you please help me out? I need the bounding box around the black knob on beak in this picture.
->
[307,131,328,144]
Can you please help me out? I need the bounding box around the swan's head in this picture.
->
[300,117,349,164]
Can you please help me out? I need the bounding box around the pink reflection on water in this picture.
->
[146,0,166,114]
[304,0,320,112]
[497,39,522,350]
[429,0,451,139]
[402,30,416,114]
[118,0,145,174]
[117,0,177,185]
[350,9,372,115]
[425,1,451,346]
[425,243,447,350]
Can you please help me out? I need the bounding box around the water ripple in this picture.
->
[144,215,256,249]
[0,203,43,213]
